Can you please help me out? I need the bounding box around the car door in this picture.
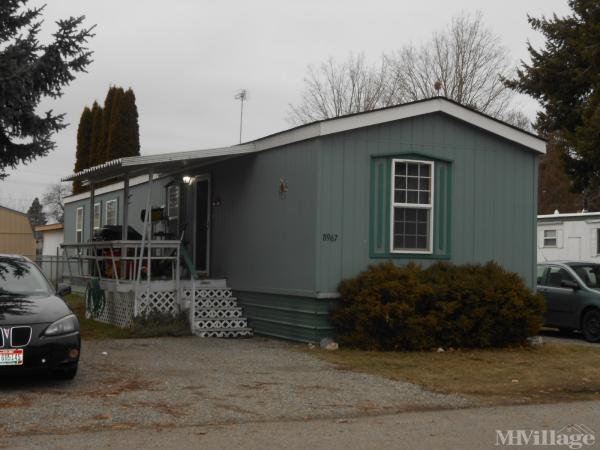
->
[538,265,578,328]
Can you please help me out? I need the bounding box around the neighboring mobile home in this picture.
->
[537,211,600,262]
[61,97,546,342]
[0,205,36,259]
[35,223,64,256]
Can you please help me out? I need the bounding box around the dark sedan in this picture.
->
[0,255,80,379]
[537,261,600,343]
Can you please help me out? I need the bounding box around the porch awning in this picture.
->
[61,143,258,183]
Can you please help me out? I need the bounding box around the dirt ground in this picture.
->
[0,336,469,446]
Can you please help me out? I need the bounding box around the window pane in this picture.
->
[407,177,418,189]
[419,178,430,190]
[395,162,406,176]
[544,229,557,238]
[407,163,419,176]
[544,238,557,247]
[419,164,430,177]
[395,176,406,189]
[394,190,406,203]
[407,191,418,203]
[419,192,430,204]
[392,207,430,251]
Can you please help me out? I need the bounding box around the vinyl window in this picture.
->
[543,229,557,248]
[93,202,101,230]
[105,199,118,226]
[75,207,84,243]
[391,159,434,253]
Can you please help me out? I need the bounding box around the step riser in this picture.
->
[194,329,253,338]
[188,287,253,338]
[195,299,239,309]
[194,318,248,329]
[194,308,243,319]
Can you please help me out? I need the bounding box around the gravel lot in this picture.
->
[0,336,470,444]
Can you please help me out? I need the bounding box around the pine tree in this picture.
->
[88,101,104,167]
[73,106,93,194]
[107,88,140,159]
[27,197,46,238]
[506,0,600,197]
[0,0,94,180]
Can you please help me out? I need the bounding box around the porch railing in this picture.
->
[61,240,182,290]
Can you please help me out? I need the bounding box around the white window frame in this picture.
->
[167,184,180,220]
[543,229,557,248]
[390,159,434,254]
[93,202,102,230]
[105,199,118,226]
[75,206,84,243]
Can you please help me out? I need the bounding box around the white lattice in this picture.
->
[194,308,243,320]
[195,329,253,338]
[194,318,248,329]
[92,291,135,328]
[137,289,178,316]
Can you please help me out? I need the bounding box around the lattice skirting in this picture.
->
[195,329,253,338]
[137,289,178,316]
[194,308,243,320]
[92,291,135,328]
[194,318,248,329]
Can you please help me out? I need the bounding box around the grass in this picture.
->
[65,294,191,340]
[309,343,600,405]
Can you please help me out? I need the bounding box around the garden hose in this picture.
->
[85,278,106,318]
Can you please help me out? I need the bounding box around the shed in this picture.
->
[61,97,546,342]
[35,223,64,256]
[0,205,36,259]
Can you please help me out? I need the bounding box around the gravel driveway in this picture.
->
[0,337,470,442]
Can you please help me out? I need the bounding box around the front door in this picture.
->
[194,175,211,275]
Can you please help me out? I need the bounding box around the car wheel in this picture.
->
[582,309,600,343]
[54,364,78,380]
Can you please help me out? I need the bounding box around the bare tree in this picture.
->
[388,12,514,118]
[288,12,522,125]
[287,53,404,125]
[42,183,72,224]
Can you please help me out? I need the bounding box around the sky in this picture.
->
[0,0,571,211]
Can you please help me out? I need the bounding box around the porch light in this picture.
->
[182,175,194,184]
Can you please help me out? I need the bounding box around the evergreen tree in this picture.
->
[73,106,93,193]
[100,86,124,161]
[506,0,600,197]
[27,197,46,238]
[0,0,94,180]
[88,101,104,167]
[107,88,140,159]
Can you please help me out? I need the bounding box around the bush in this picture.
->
[330,261,545,351]
[130,311,191,338]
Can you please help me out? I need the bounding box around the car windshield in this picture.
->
[568,263,600,289]
[0,259,52,296]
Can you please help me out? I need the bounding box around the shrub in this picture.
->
[330,261,545,351]
[130,311,191,338]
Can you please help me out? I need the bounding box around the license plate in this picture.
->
[0,349,23,366]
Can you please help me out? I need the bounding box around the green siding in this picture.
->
[235,291,337,343]
[316,112,539,292]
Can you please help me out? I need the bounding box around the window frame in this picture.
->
[105,199,118,226]
[93,202,102,230]
[389,158,435,254]
[543,229,557,248]
[166,183,180,220]
[596,229,600,255]
[75,206,84,243]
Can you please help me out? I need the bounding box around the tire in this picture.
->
[581,309,600,343]
[54,364,78,380]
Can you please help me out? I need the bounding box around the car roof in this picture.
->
[538,261,600,266]
[0,254,31,262]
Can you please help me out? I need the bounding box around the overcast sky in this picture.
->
[0,0,570,211]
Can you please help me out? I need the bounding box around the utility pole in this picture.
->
[234,89,248,144]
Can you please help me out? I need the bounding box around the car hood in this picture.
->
[0,293,71,325]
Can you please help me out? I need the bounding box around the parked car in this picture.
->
[537,261,600,342]
[0,254,80,378]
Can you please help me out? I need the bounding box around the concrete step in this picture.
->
[193,327,253,338]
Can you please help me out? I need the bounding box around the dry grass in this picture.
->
[310,343,600,405]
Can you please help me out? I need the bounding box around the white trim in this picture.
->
[538,212,600,220]
[389,159,434,254]
[64,174,153,204]
[93,202,101,230]
[105,199,118,226]
[75,206,84,243]
[254,98,545,154]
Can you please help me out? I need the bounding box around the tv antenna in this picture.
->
[234,89,248,144]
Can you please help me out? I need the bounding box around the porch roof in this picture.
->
[61,143,258,183]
